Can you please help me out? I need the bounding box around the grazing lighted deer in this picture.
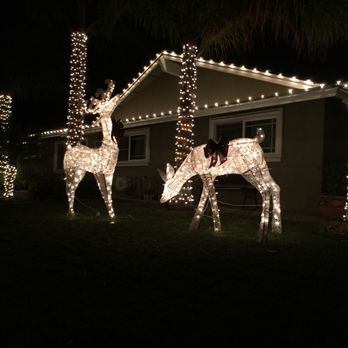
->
[63,80,124,223]
[159,129,281,242]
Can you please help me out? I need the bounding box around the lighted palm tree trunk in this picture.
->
[0,94,16,198]
[343,171,348,223]
[66,31,87,148]
[172,43,198,205]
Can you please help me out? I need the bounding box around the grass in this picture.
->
[1,198,348,347]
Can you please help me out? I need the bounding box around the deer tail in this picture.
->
[254,128,265,144]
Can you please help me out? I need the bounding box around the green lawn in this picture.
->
[1,198,348,347]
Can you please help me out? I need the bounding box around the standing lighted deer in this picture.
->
[159,129,281,242]
[64,79,124,223]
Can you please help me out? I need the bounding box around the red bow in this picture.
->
[203,136,229,168]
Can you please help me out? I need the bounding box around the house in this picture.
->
[21,51,348,214]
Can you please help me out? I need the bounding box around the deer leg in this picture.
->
[189,179,209,231]
[65,168,86,218]
[259,189,271,243]
[242,171,271,243]
[94,173,107,203]
[202,174,221,235]
[259,168,282,235]
[270,180,282,234]
[103,174,116,223]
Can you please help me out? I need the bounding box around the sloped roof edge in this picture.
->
[32,86,347,138]
[116,50,321,107]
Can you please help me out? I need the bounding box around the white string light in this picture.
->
[343,173,348,222]
[0,94,16,198]
[173,44,198,205]
[66,31,88,147]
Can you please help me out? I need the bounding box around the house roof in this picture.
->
[29,50,348,139]
[117,50,320,107]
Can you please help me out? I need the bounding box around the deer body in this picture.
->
[160,130,281,242]
[64,80,122,222]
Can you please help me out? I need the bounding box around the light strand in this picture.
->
[172,44,197,205]
[66,31,88,148]
[0,95,16,198]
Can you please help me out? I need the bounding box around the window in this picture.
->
[53,141,66,172]
[210,109,282,161]
[118,128,150,166]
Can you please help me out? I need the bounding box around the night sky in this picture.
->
[1,0,348,137]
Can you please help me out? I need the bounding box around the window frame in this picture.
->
[118,128,150,167]
[209,108,283,162]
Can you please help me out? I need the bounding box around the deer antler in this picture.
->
[103,79,115,101]
[82,79,116,119]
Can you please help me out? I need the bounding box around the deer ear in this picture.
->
[166,163,175,180]
[157,169,167,182]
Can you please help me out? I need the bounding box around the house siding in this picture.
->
[115,99,327,214]
[271,99,325,213]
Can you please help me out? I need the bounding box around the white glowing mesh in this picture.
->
[64,83,120,222]
[161,130,281,240]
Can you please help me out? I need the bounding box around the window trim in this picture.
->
[53,140,66,173]
[209,108,283,162]
[118,128,150,167]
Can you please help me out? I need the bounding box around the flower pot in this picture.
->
[319,195,345,220]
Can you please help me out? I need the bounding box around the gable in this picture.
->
[113,51,317,121]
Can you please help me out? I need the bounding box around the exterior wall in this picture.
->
[115,99,327,214]
[114,70,179,120]
[322,98,348,195]
[196,68,298,106]
[270,99,325,213]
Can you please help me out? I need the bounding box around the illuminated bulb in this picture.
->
[288,89,293,94]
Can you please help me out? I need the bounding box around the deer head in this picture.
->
[158,163,181,203]
[84,79,117,125]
